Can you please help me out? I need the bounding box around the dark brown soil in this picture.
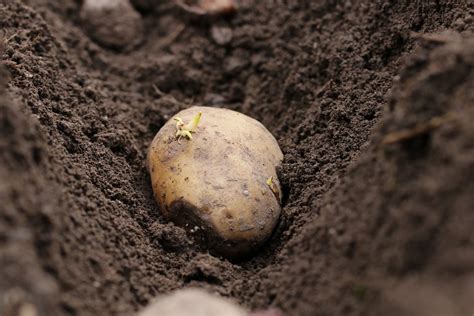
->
[1,1,473,315]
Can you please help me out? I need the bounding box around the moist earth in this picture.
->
[0,1,473,316]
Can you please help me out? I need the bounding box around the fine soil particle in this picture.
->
[0,1,473,316]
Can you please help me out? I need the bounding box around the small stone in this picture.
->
[211,25,233,45]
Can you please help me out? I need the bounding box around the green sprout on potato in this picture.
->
[174,112,202,141]
[266,176,279,199]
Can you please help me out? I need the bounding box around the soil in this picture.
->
[1,1,473,316]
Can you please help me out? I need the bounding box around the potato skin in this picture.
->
[148,106,283,258]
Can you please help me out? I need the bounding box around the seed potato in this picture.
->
[80,0,143,51]
[148,106,283,258]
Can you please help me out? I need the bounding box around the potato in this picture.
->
[199,0,237,15]
[80,0,143,51]
[175,0,237,16]
[138,288,283,316]
[139,288,247,316]
[148,106,283,258]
